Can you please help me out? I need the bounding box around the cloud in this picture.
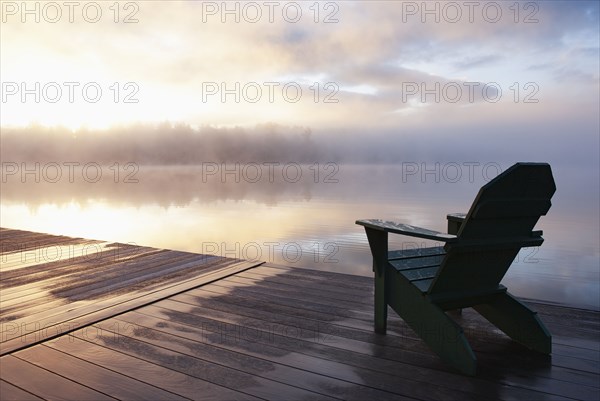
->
[0,1,597,137]
[453,54,504,70]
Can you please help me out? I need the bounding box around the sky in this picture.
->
[1,0,599,165]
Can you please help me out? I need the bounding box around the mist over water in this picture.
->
[2,120,598,168]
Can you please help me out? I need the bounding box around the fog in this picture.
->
[1,123,323,164]
[2,116,598,169]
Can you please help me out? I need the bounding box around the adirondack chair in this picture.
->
[356,162,556,375]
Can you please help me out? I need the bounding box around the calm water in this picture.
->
[2,163,598,310]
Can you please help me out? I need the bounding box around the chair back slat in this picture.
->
[428,163,555,295]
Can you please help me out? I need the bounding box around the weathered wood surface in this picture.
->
[1,229,598,400]
[0,228,260,355]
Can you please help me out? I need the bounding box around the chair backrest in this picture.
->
[428,163,556,295]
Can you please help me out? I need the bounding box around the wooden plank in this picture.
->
[167,288,599,392]
[218,275,372,311]
[398,266,439,281]
[411,278,433,292]
[550,341,600,363]
[157,296,430,363]
[0,256,194,317]
[0,239,107,272]
[0,258,249,339]
[0,246,161,303]
[393,307,588,360]
[187,269,597,369]
[238,270,372,297]
[47,337,257,401]
[4,234,85,248]
[0,232,49,244]
[474,352,599,399]
[0,249,188,298]
[525,301,600,327]
[158,293,492,371]
[473,198,552,219]
[107,312,479,401]
[551,336,600,353]
[140,300,575,400]
[0,355,115,400]
[0,238,97,267]
[429,249,519,294]
[195,282,375,323]
[0,247,161,319]
[449,312,600,382]
[0,251,210,325]
[453,308,600,357]
[180,287,374,332]
[356,219,457,241]
[1,260,261,355]
[0,237,100,265]
[388,246,446,260]
[0,380,44,401]
[536,314,600,335]
[0,245,147,295]
[218,277,390,326]
[0,241,121,278]
[15,345,189,401]
[0,243,156,285]
[46,251,207,299]
[94,316,414,401]
[173,289,458,354]
[390,256,444,271]
[68,329,340,401]
[0,230,70,246]
[257,264,372,287]
[207,279,398,333]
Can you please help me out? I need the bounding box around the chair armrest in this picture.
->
[356,219,457,242]
[447,213,466,222]
[446,213,466,235]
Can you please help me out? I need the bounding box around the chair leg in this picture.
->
[474,292,552,354]
[402,301,476,375]
[374,267,387,334]
[387,271,477,375]
[365,228,389,335]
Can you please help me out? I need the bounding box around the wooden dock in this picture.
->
[1,228,598,400]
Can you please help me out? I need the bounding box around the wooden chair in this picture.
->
[356,162,556,375]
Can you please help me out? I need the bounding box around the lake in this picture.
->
[2,163,598,310]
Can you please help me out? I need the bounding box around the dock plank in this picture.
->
[91,316,415,401]
[0,355,115,400]
[0,229,261,355]
[164,286,598,397]
[110,309,502,401]
[203,277,600,370]
[0,380,44,401]
[46,339,257,401]
[0,259,259,355]
[68,330,340,401]
[134,303,584,401]
[16,345,189,401]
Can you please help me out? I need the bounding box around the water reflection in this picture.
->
[1,164,598,309]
